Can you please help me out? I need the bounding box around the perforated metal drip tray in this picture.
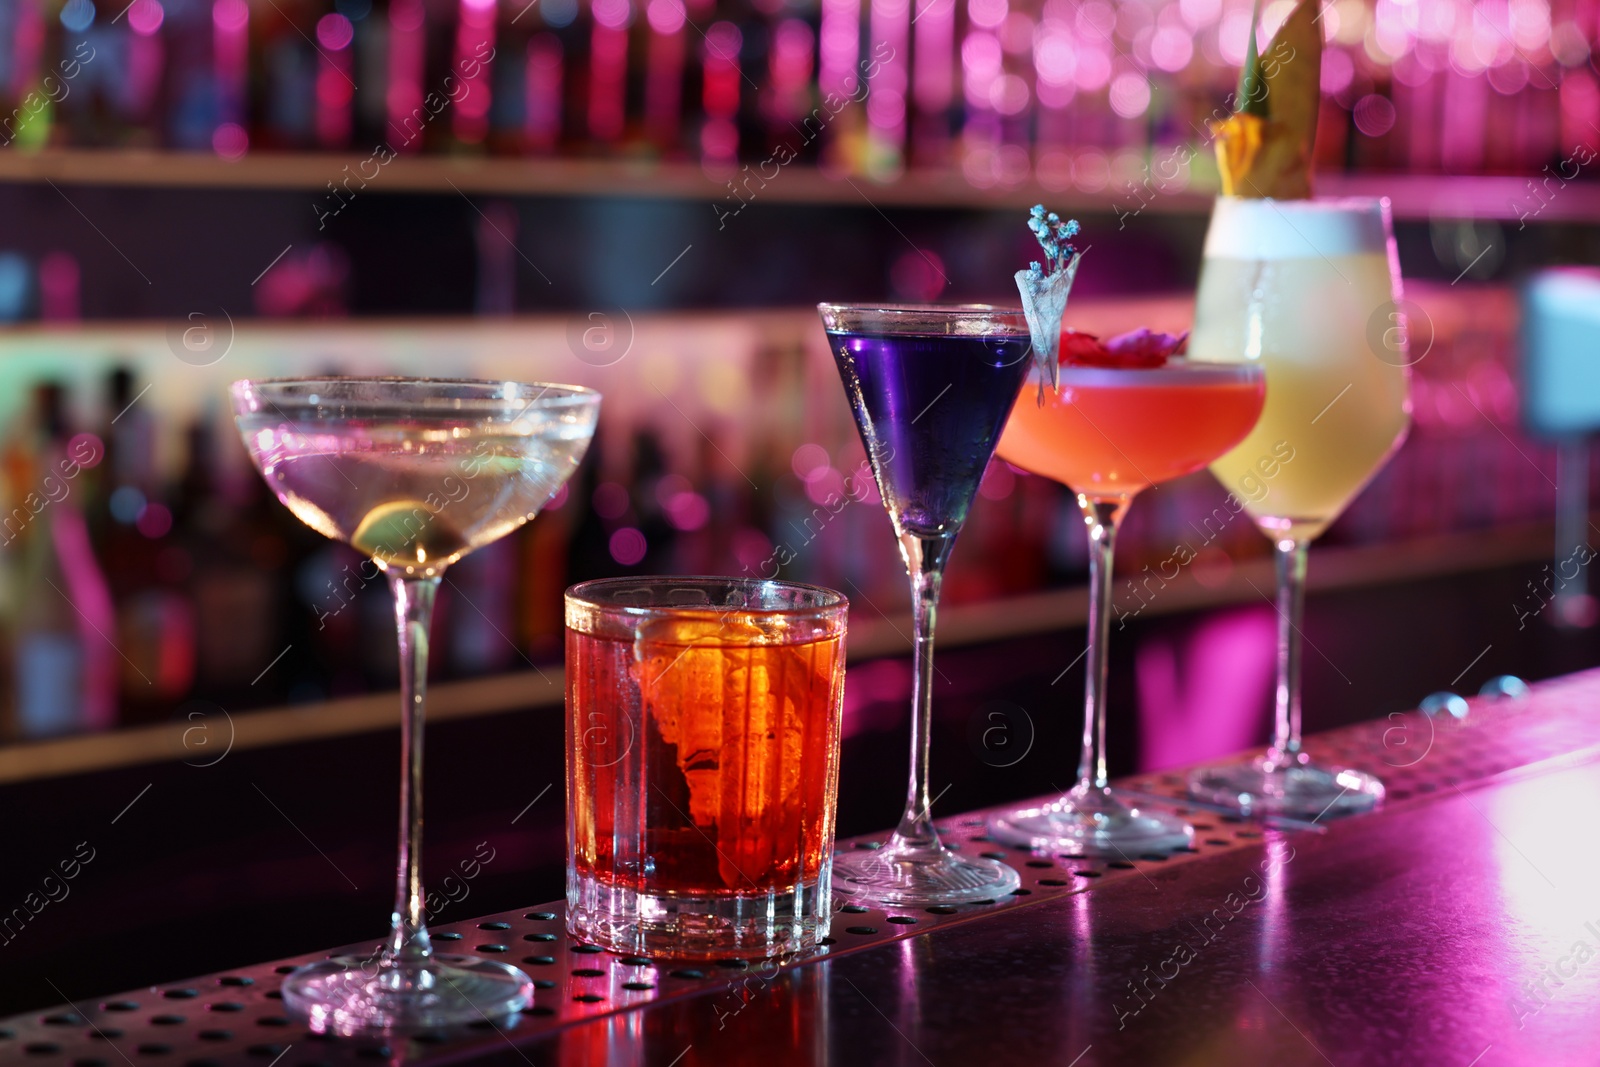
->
[5,678,1595,1064]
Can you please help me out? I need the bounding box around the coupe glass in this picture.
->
[986,360,1264,855]
[1186,197,1412,817]
[818,303,1028,905]
[230,377,600,1032]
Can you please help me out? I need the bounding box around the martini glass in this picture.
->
[987,359,1264,855]
[819,303,1028,905]
[230,377,600,1033]
[1187,197,1411,818]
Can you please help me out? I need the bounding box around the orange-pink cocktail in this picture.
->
[987,355,1265,856]
[998,362,1266,504]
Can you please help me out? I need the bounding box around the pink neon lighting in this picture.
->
[818,0,860,99]
[767,18,814,122]
[127,0,163,34]
[315,13,355,147]
[387,0,425,152]
[644,1,687,146]
[128,11,164,117]
[1136,608,1276,772]
[969,0,1006,30]
[912,0,954,113]
[589,17,629,141]
[453,0,496,143]
[212,120,248,158]
[646,0,683,33]
[593,0,630,29]
[212,0,248,149]
[867,0,909,166]
[962,30,1001,110]
[525,34,564,151]
[701,19,741,164]
[316,12,354,49]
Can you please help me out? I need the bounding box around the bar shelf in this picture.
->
[0,149,1588,222]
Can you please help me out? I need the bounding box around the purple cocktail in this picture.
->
[818,304,1029,905]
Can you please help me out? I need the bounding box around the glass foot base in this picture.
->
[832,843,1020,906]
[568,875,830,960]
[987,789,1193,856]
[284,954,534,1035]
[1187,756,1384,819]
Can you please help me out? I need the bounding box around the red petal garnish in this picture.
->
[1061,329,1107,364]
[1061,326,1188,368]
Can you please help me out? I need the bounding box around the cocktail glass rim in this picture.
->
[230,375,599,412]
[817,302,1030,331]
[568,574,848,622]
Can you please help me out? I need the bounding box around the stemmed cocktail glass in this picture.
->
[1186,197,1411,817]
[818,304,1027,905]
[986,357,1265,855]
[230,377,600,1033]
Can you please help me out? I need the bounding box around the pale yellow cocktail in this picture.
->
[1192,198,1411,541]
[1187,197,1412,818]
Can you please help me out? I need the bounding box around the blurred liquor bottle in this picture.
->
[174,414,283,707]
[94,367,195,724]
[2,383,117,738]
[445,538,520,676]
[518,476,574,658]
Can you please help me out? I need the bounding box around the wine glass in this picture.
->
[818,303,1027,905]
[1186,197,1412,817]
[229,377,600,1033]
[986,358,1264,854]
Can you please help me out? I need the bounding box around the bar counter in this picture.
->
[7,672,1600,1066]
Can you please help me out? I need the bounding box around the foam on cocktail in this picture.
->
[1203,197,1392,260]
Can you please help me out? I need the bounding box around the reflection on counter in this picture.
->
[0,284,1576,740]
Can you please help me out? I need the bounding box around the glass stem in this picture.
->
[1075,498,1121,795]
[387,573,440,966]
[893,533,952,849]
[1269,539,1308,762]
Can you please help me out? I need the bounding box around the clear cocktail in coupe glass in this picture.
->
[987,356,1265,854]
[1186,197,1412,818]
[818,303,1030,905]
[230,377,600,1033]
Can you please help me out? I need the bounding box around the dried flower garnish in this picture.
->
[1014,205,1084,395]
[1025,205,1080,278]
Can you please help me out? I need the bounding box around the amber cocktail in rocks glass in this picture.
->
[566,577,848,959]
[231,377,599,1033]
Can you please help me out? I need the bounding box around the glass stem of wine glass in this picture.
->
[1073,498,1122,801]
[892,533,954,850]
[387,572,440,968]
[1268,538,1308,765]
